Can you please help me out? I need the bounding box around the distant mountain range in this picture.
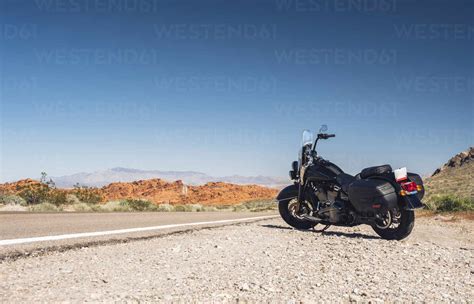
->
[51,167,288,189]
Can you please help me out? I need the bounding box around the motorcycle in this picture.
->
[277,128,425,240]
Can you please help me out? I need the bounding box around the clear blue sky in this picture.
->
[1,0,473,182]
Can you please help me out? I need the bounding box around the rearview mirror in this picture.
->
[292,161,298,171]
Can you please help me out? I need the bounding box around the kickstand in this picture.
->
[312,225,331,233]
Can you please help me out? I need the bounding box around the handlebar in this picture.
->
[317,133,336,139]
[311,133,336,154]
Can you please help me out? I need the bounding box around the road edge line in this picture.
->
[0,215,279,246]
[0,215,279,262]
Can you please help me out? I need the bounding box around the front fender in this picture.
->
[277,184,299,201]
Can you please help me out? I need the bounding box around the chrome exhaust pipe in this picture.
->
[300,214,322,223]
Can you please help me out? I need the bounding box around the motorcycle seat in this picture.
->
[359,164,392,179]
[336,173,356,193]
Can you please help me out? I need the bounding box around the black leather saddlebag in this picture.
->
[348,178,398,213]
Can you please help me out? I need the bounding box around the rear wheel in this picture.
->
[372,209,415,240]
[278,198,316,230]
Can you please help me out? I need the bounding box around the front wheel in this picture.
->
[278,198,316,230]
[372,209,415,240]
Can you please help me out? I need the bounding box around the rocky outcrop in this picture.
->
[425,147,474,200]
[0,179,41,194]
[432,147,473,176]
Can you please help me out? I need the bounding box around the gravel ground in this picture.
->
[1,217,473,303]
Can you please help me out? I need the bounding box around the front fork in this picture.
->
[297,164,308,204]
[297,182,304,204]
[297,181,319,213]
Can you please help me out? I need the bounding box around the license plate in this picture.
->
[394,167,407,182]
[405,195,424,209]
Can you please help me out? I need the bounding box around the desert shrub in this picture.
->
[428,195,474,212]
[173,204,186,212]
[73,184,102,205]
[233,200,277,212]
[71,202,93,212]
[423,199,436,211]
[187,204,204,212]
[173,204,204,212]
[0,194,27,206]
[101,201,130,212]
[17,172,68,206]
[66,194,81,205]
[89,204,102,212]
[156,203,174,212]
[48,191,68,207]
[18,182,50,205]
[232,204,248,212]
[29,202,60,212]
[147,204,159,211]
[125,199,152,211]
[99,200,154,212]
[214,204,233,211]
[202,206,219,212]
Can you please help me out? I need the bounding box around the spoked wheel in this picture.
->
[278,198,316,230]
[372,208,415,240]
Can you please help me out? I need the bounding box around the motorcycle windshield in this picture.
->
[301,129,313,147]
[299,130,313,168]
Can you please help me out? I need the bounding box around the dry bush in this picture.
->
[73,184,103,205]
[426,195,474,212]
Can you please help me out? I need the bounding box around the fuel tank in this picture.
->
[305,160,343,182]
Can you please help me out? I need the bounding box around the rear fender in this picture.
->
[401,195,424,210]
[407,172,425,200]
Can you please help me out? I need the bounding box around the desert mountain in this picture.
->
[0,178,278,206]
[51,167,288,189]
[424,147,474,200]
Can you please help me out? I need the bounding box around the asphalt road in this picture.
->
[0,212,277,258]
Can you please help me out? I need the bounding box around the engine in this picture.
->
[312,183,352,224]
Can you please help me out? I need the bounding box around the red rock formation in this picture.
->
[100,179,278,205]
[1,178,278,206]
[0,179,42,194]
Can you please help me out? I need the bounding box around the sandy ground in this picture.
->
[0,216,473,303]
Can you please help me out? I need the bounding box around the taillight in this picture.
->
[402,181,417,192]
[400,181,420,196]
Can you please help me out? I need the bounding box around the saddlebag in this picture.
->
[348,178,398,213]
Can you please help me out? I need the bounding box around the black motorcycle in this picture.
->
[277,129,424,240]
